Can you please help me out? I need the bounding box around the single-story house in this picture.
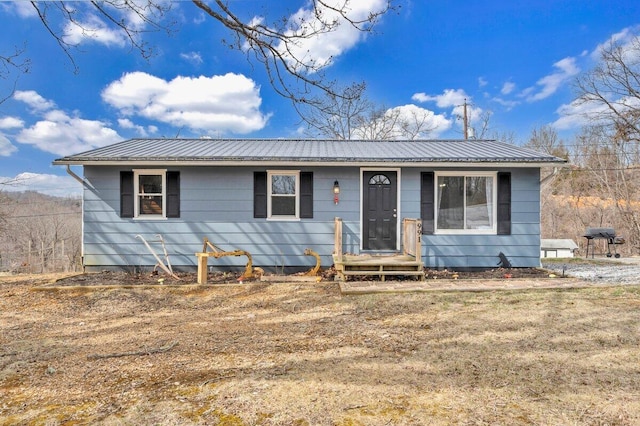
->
[53,138,566,273]
[540,239,579,258]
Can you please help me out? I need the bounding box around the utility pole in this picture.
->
[463,99,468,140]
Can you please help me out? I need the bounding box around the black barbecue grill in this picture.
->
[583,227,625,258]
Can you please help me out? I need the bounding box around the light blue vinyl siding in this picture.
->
[81,165,542,271]
[82,166,356,270]
[421,168,541,268]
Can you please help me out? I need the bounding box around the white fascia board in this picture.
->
[53,160,564,168]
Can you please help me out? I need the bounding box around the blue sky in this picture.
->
[0,0,639,197]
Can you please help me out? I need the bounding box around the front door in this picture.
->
[363,171,398,251]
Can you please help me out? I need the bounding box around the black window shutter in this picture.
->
[300,172,313,218]
[420,172,435,234]
[166,171,180,218]
[254,171,267,218]
[497,172,511,235]
[120,171,134,218]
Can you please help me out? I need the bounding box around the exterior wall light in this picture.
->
[333,180,340,204]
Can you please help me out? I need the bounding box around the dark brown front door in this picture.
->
[363,171,397,251]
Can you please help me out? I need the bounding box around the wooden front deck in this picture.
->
[333,218,425,281]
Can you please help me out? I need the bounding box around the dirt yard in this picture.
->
[1,272,640,425]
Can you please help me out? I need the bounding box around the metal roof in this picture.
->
[52,138,567,166]
[541,239,579,250]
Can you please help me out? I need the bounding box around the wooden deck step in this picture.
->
[333,253,425,282]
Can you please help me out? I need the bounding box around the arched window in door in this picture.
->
[368,174,391,185]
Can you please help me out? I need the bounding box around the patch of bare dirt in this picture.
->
[1,273,639,425]
[42,266,552,288]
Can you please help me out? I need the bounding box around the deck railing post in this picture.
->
[402,218,422,258]
[334,217,343,263]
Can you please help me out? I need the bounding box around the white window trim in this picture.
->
[133,169,167,220]
[434,171,497,235]
[267,170,300,221]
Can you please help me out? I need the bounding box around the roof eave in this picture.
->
[53,159,566,168]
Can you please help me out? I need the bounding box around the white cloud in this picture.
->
[553,94,640,131]
[412,89,468,108]
[62,14,127,47]
[194,12,206,25]
[13,91,122,156]
[118,118,158,137]
[102,72,270,134]
[523,57,580,102]
[501,81,516,95]
[1,2,38,18]
[0,116,24,129]
[478,77,488,87]
[0,134,18,157]
[491,97,519,110]
[0,172,81,197]
[352,104,451,139]
[180,51,203,65]
[390,104,452,138]
[14,90,56,111]
[269,0,389,71]
[590,25,640,60]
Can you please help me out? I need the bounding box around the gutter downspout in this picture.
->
[64,165,88,272]
[65,165,86,186]
[540,166,561,190]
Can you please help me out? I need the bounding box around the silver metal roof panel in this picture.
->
[53,138,567,166]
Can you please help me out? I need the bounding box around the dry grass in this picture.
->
[1,274,639,425]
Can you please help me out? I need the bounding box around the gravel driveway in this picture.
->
[542,257,640,285]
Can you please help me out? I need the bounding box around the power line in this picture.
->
[6,211,80,219]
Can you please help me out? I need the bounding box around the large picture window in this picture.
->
[436,172,496,233]
[268,170,299,219]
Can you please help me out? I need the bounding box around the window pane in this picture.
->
[271,175,296,195]
[139,175,162,193]
[368,174,391,185]
[271,196,295,216]
[140,196,163,215]
[437,176,464,229]
[466,177,493,229]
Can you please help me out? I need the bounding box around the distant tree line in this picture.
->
[0,191,81,273]
[528,32,640,255]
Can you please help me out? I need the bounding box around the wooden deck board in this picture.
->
[333,253,425,281]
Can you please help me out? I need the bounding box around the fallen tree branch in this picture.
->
[87,341,178,360]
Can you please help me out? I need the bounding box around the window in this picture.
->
[268,170,299,218]
[368,174,391,185]
[120,170,180,219]
[254,171,313,219]
[435,172,496,233]
[136,170,165,217]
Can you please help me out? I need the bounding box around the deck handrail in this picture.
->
[403,218,422,258]
[334,217,343,263]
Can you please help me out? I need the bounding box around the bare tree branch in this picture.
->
[574,32,640,142]
[3,1,394,110]
[192,0,393,107]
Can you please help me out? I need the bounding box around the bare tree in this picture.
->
[525,125,570,159]
[0,43,30,104]
[574,31,640,143]
[298,82,371,139]
[2,1,394,107]
[0,192,81,272]
[575,125,640,250]
[300,83,438,140]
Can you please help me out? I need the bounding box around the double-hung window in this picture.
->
[268,170,299,219]
[121,169,179,219]
[134,169,166,218]
[435,172,497,233]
